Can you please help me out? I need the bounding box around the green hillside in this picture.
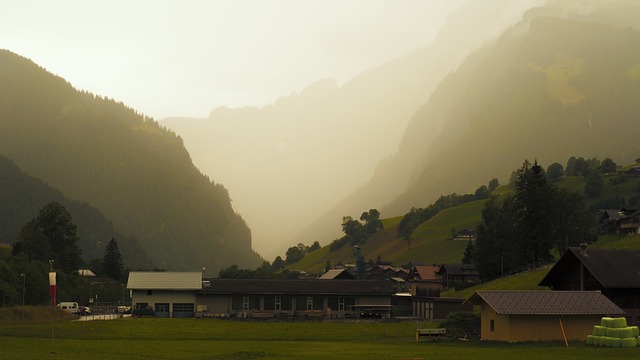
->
[0,50,261,271]
[291,165,640,275]
[289,200,484,272]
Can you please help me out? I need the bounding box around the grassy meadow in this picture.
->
[1,316,639,360]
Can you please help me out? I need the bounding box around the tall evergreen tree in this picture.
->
[102,238,124,281]
[514,160,553,266]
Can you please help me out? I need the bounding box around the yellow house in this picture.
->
[465,290,625,342]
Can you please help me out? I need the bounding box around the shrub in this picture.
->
[438,312,480,340]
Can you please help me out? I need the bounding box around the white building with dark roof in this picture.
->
[127,271,202,317]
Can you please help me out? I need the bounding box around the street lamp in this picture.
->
[20,273,25,307]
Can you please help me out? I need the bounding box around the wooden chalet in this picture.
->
[408,265,442,297]
[452,229,476,241]
[436,264,480,290]
[465,290,624,342]
[539,246,640,323]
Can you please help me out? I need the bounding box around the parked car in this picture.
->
[78,306,91,316]
[57,302,79,313]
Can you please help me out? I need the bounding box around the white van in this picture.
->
[57,302,79,313]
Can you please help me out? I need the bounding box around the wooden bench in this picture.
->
[416,328,446,341]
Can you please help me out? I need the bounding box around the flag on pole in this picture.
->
[49,272,56,307]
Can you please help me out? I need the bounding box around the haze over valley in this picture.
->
[2,0,640,271]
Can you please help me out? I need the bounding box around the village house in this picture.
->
[598,207,640,235]
[408,265,442,297]
[436,264,481,290]
[452,229,476,241]
[465,290,625,342]
[539,245,640,323]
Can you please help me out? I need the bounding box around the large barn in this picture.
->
[127,272,395,318]
[539,246,640,323]
[465,290,625,342]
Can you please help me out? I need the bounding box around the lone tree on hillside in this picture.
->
[12,202,82,274]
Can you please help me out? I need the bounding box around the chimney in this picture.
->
[579,243,588,255]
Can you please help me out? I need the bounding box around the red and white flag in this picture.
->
[49,272,56,307]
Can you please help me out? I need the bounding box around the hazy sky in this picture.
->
[2,0,464,119]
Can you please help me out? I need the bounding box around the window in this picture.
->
[155,303,169,312]
[490,319,495,332]
[147,290,152,295]
[264,296,281,311]
[231,296,243,311]
[243,296,249,311]
[306,296,313,310]
[338,297,345,311]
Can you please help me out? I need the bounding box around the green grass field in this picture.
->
[1,317,638,360]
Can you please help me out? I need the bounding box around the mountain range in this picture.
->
[162,0,640,260]
[161,0,542,258]
[2,0,640,273]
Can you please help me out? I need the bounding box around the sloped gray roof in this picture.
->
[127,271,202,290]
[540,248,640,288]
[319,269,355,279]
[465,290,625,315]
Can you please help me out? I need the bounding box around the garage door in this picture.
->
[173,303,195,318]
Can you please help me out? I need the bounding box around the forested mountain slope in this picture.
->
[0,156,153,268]
[0,50,261,271]
[384,10,640,215]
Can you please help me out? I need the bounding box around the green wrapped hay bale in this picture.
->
[612,317,627,328]
[631,326,639,337]
[594,325,607,336]
[607,327,634,339]
[601,317,614,327]
[593,335,604,346]
[621,337,637,348]
[586,335,595,345]
[593,336,602,346]
[611,338,622,348]
[621,327,635,339]
[605,337,613,347]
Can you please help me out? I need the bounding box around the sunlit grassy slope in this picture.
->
[291,172,640,275]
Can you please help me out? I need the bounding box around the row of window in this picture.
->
[231,296,356,311]
[135,303,195,313]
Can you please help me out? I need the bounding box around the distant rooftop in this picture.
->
[127,271,202,290]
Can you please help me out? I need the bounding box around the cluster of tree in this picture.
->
[217,262,302,279]
[465,160,596,280]
[281,241,321,265]
[396,179,499,247]
[329,209,383,252]
[1,202,128,306]
[517,156,619,199]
